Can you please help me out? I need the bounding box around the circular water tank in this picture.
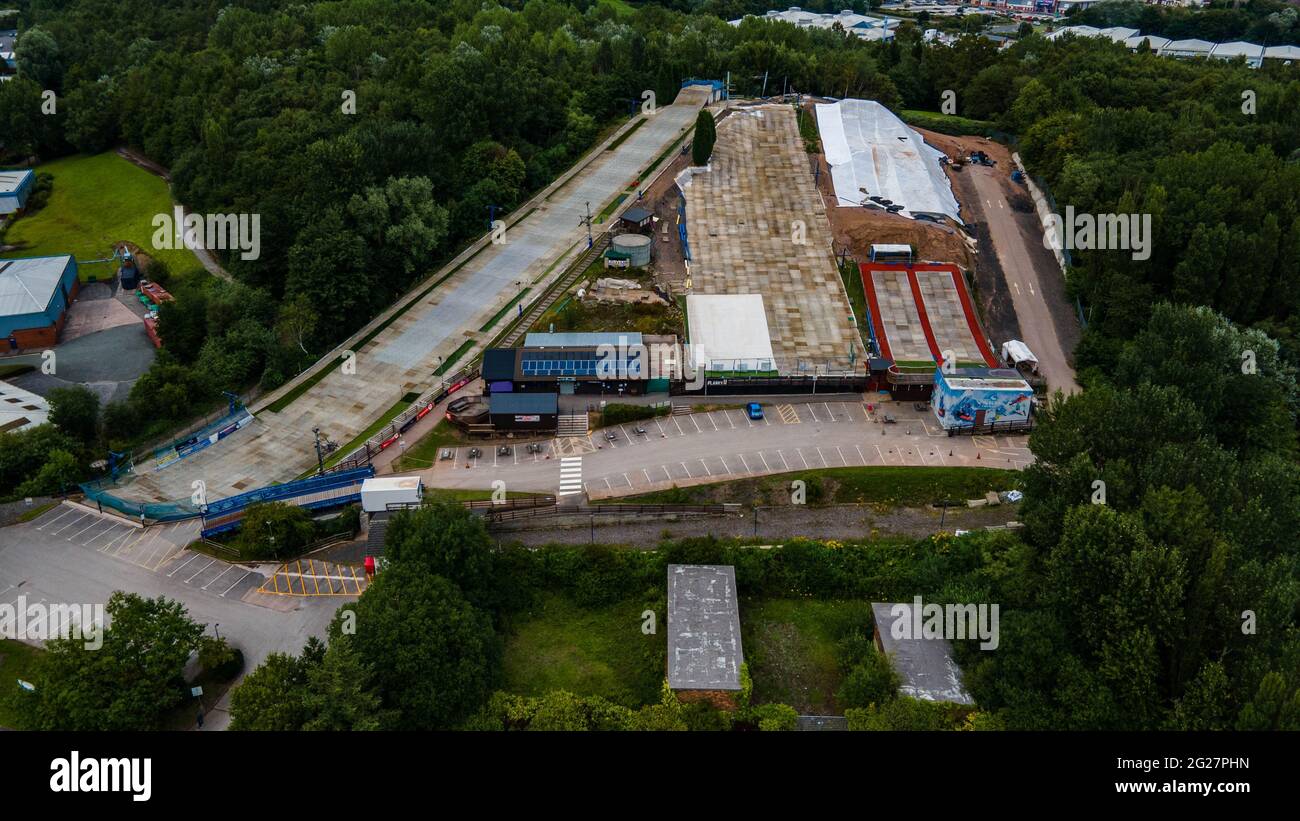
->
[610,233,652,267]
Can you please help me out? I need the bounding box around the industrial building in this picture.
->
[871,602,975,706]
[1,255,80,350]
[488,391,557,432]
[730,8,897,42]
[0,379,49,433]
[931,367,1034,433]
[482,332,655,396]
[668,565,744,709]
[0,169,34,215]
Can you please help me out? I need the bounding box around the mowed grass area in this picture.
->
[742,598,873,715]
[2,153,205,282]
[606,465,1021,508]
[0,639,42,730]
[502,593,662,708]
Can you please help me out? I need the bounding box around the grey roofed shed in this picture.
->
[667,564,743,691]
[871,602,974,705]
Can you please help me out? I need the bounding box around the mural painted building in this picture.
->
[931,368,1034,431]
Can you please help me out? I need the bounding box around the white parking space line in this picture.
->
[643,469,652,484]
[723,411,735,429]
[699,459,711,476]
[822,402,835,420]
[739,453,751,474]
[185,559,217,584]
[203,565,239,591]
[689,415,701,433]
[220,571,252,597]
[706,413,719,431]
[36,508,75,530]
[815,447,828,467]
[759,451,771,471]
[680,462,692,478]
[806,405,821,423]
[51,514,88,536]
[797,449,809,468]
[719,456,731,474]
[166,552,203,577]
[85,523,124,546]
[856,444,867,464]
[777,450,790,470]
[671,416,685,436]
[836,446,848,466]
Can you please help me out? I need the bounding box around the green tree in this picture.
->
[350,564,499,729]
[47,385,100,446]
[233,502,316,560]
[32,593,205,731]
[691,109,715,166]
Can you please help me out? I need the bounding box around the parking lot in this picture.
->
[418,398,1033,500]
[18,504,263,599]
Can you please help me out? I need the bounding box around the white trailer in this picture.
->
[361,476,423,513]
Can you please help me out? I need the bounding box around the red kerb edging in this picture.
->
[946,267,1000,367]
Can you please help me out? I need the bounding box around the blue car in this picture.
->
[746,402,764,420]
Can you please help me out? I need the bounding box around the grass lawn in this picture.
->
[2,153,205,282]
[606,465,1020,509]
[741,598,874,715]
[0,639,42,730]
[502,593,662,708]
[900,109,998,138]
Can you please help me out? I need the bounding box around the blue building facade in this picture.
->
[0,169,34,215]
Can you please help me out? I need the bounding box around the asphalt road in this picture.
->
[415,396,1033,500]
[968,166,1080,395]
[0,504,342,721]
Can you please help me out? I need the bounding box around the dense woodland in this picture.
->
[0,1,1296,730]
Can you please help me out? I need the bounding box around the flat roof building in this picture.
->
[668,564,744,708]
[0,169,34,215]
[686,294,777,374]
[0,379,50,433]
[488,391,558,431]
[1,255,80,350]
[872,602,975,705]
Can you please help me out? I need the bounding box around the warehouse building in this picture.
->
[488,391,557,432]
[668,564,744,709]
[0,379,49,433]
[0,169,34,215]
[1,255,80,350]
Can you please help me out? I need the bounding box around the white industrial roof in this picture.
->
[1211,41,1265,61]
[815,99,961,222]
[1125,35,1172,51]
[0,255,73,318]
[686,294,776,372]
[1262,44,1300,60]
[1161,39,1216,56]
[0,379,50,433]
[1264,45,1300,60]
[0,169,31,195]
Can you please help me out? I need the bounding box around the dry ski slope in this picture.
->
[117,87,710,504]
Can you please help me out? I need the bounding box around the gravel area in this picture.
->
[490,502,1022,547]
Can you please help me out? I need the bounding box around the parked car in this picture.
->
[746,402,764,420]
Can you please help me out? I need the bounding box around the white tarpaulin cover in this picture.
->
[687,294,777,372]
[1001,340,1038,366]
[815,99,961,222]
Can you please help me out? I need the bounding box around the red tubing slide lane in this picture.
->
[946,266,1000,367]
[904,267,944,363]
[859,263,894,361]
